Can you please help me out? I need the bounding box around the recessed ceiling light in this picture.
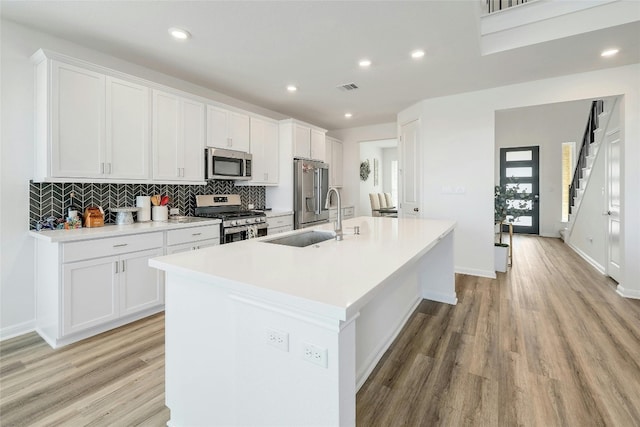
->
[344,113,353,118]
[168,27,191,40]
[359,59,372,68]
[287,85,298,92]
[601,48,619,57]
[411,50,425,59]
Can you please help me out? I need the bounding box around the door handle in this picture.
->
[121,260,125,272]
[115,261,119,274]
[413,207,419,212]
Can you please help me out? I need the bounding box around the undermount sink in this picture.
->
[263,230,335,248]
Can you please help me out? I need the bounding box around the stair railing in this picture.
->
[568,100,603,215]
[486,0,530,14]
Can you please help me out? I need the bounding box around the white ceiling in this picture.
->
[2,1,638,130]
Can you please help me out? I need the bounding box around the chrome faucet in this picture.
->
[325,187,343,241]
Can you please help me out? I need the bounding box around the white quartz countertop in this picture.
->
[29,217,221,243]
[150,216,455,320]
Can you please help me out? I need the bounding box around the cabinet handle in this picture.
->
[107,163,112,174]
[115,261,119,274]
[122,260,125,272]
[177,168,181,177]
[192,232,202,236]
[113,243,128,248]
[101,163,105,174]
[227,137,232,147]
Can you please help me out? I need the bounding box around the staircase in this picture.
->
[562,98,615,242]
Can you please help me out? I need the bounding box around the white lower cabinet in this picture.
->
[37,232,166,348]
[119,248,164,317]
[267,213,294,235]
[63,255,119,335]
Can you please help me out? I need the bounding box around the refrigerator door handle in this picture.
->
[315,168,322,215]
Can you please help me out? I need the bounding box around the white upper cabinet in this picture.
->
[326,136,343,187]
[247,117,279,185]
[51,61,106,179]
[106,77,150,179]
[293,124,311,158]
[311,129,326,162]
[34,54,151,182]
[206,105,250,152]
[293,123,326,161]
[152,90,205,182]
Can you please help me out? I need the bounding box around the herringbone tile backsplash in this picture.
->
[30,181,266,229]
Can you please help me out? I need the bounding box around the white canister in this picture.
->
[136,196,151,222]
[152,205,168,222]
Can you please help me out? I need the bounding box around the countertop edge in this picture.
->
[29,218,222,243]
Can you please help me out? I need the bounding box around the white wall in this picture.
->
[399,64,640,293]
[0,20,287,338]
[495,99,593,237]
[358,145,383,215]
[328,123,397,217]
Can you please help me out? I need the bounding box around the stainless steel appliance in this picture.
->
[294,159,330,229]
[205,148,252,180]
[195,194,267,244]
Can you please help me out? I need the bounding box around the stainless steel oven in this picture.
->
[195,194,267,244]
[223,222,268,244]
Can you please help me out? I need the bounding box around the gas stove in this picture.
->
[195,195,267,244]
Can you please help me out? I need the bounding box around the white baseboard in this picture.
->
[455,266,496,279]
[0,320,36,341]
[567,243,605,274]
[616,284,640,299]
[422,290,458,305]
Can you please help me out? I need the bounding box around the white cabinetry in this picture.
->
[37,232,164,348]
[329,205,355,222]
[153,90,205,183]
[292,122,326,161]
[246,117,279,185]
[267,213,294,235]
[33,52,151,181]
[207,105,250,151]
[106,77,150,179]
[326,136,343,187]
[166,225,221,254]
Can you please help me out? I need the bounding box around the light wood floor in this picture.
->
[2,236,639,426]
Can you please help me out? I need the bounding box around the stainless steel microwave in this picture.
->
[205,148,252,180]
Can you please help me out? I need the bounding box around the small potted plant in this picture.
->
[494,179,531,272]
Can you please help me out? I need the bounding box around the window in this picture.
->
[561,142,576,222]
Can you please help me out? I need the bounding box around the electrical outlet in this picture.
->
[266,328,289,352]
[169,208,179,215]
[302,342,328,368]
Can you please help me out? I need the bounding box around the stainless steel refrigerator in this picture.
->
[294,159,330,229]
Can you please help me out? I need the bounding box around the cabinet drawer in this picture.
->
[167,225,220,246]
[268,226,293,236]
[267,215,293,229]
[343,207,354,218]
[63,232,163,263]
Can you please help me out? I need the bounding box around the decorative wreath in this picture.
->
[360,159,371,181]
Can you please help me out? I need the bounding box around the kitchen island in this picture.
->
[150,216,456,426]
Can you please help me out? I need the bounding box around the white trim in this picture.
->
[0,320,36,341]
[456,266,496,279]
[616,284,640,300]
[567,242,606,274]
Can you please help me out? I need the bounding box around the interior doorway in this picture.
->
[358,138,398,216]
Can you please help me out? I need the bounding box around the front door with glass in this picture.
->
[499,146,540,234]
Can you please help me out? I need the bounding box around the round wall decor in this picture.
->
[360,159,371,181]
